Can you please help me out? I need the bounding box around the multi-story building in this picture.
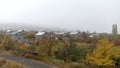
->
[112,24,118,35]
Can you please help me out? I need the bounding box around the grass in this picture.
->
[0,57,29,68]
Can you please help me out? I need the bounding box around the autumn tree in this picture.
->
[29,40,39,53]
[0,36,18,51]
[15,44,29,56]
[19,45,28,51]
[24,32,36,39]
[86,38,120,67]
[35,39,56,60]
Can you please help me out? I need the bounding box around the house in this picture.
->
[54,32,65,40]
[17,30,23,33]
[69,32,78,35]
[11,32,17,36]
[69,31,80,39]
[35,32,45,36]
[89,34,100,38]
[35,32,46,39]
[6,30,12,33]
[54,32,65,35]
[6,29,12,35]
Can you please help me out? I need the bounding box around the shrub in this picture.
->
[50,59,64,64]
[70,62,87,68]
[24,54,38,60]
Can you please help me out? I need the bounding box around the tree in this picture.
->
[0,36,17,51]
[71,43,88,62]
[35,39,56,60]
[19,45,28,51]
[17,45,29,56]
[86,38,120,67]
[24,32,36,39]
[29,40,39,53]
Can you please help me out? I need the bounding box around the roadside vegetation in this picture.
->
[0,57,22,68]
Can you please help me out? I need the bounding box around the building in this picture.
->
[35,32,46,39]
[112,24,118,35]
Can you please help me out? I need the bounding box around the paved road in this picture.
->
[0,54,53,68]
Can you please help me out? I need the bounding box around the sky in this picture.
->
[0,0,120,33]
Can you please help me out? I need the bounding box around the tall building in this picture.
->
[112,24,118,35]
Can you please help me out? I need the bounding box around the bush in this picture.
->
[0,58,6,66]
[77,63,87,68]
[71,62,87,68]
[50,59,64,64]
[24,54,38,60]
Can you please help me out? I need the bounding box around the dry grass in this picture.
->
[0,57,24,68]
[0,50,13,56]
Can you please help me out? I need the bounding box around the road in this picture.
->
[0,54,53,68]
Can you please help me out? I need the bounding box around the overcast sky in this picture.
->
[0,0,120,33]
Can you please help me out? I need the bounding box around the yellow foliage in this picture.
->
[0,36,16,50]
[86,38,120,67]
[19,45,28,51]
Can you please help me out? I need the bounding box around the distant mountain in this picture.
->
[0,23,66,32]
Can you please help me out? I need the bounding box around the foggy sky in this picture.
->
[0,0,120,33]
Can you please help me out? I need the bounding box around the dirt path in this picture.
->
[0,54,53,68]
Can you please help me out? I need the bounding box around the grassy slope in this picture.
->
[0,57,29,68]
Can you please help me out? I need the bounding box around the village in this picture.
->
[1,29,108,46]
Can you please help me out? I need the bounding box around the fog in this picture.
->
[0,0,120,33]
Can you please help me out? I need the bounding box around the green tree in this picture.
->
[71,43,88,62]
